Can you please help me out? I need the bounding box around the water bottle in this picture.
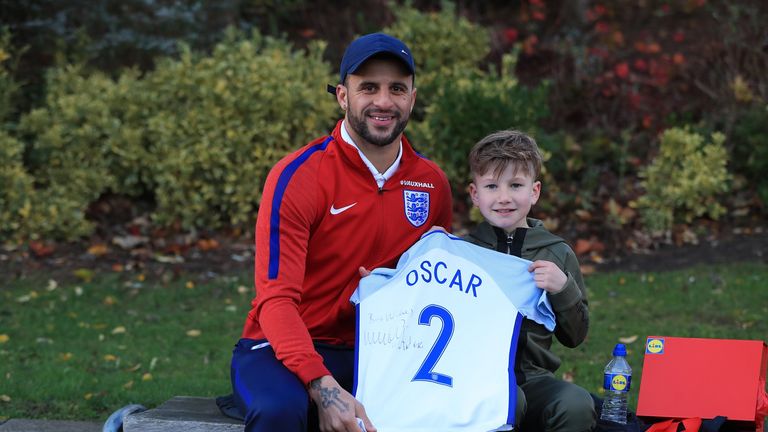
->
[600,343,632,424]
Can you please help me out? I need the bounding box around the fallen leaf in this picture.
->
[84,393,93,400]
[73,268,94,283]
[103,296,117,306]
[111,263,124,272]
[574,209,592,221]
[142,373,152,381]
[0,334,8,344]
[46,279,58,291]
[0,394,10,402]
[126,363,142,372]
[155,254,184,264]
[111,326,126,334]
[185,281,195,289]
[123,380,134,389]
[237,285,249,294]
[580,264,596,275]
[59,352,73,361]
[561,371,575,383]
[186,329,201,337]
[197,238,220,251]
[574,239,592,255]
[112,235,149,250]
[619,335,639,344]
[103,354,117,361]
[87,243,109,256]
[29,240,55,257]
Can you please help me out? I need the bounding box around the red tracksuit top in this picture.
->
[242,120,453,385]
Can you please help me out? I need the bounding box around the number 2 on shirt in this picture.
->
[411,304,454,387]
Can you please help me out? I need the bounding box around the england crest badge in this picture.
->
[403,190,429,227]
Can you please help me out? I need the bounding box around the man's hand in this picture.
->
[421,225,447,238]
[309,375,377,432]
[528,260,567,294]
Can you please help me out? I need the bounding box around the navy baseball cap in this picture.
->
[327,33,415,95]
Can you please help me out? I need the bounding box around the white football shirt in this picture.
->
[350,231,555,432]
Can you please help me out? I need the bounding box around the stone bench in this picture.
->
[123,396,243,432]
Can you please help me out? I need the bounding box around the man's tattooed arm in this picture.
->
[310,378,350,412]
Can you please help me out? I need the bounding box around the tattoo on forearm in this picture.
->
[310,379,349,412]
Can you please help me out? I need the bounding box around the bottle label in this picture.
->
[604,373,631,392]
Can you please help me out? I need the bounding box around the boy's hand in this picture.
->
[309,375,377,431]
[528,260,567,294]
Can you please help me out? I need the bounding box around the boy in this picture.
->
[465,130,595,432]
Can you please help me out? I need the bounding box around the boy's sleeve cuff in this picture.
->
[547,273,582,310]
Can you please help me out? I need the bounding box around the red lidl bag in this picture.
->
[637,337,768,432]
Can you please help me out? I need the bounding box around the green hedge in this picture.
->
[0,131,34,240]
[1,3,746,243]
[5,30,337,241]
[140,31,337,229]
[638,127,731,233]
[383,3,550,187]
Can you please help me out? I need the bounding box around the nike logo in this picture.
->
[330,202,357,215]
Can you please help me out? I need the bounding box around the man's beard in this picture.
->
[347,106,409,148]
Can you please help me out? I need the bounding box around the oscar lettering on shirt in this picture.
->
[405,259,482,298]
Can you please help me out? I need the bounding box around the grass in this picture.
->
[0,271,249,421]
[1,262,767,422]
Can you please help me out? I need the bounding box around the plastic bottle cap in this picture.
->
[613,343,627,356]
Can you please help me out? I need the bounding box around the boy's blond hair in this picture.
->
[468,130,543,180]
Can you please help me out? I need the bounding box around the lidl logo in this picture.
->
[646,337,665,354]
[604,373,631,392]
[611,374,628,391]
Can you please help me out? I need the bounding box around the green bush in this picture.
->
[730,104,768,205]
[0,131,35,242]
[18,64,147,240]
[0,30,19,123]
[9,29,338,241]
[1,130,99,241]
[382,2,550,190]
[140,30,337,229]
[638,127,731,233]
[385,1,491,118]
[409,53,550,187]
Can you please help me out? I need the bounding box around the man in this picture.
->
[229,33,453,432]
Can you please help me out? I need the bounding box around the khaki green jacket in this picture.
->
[464,218,589,382]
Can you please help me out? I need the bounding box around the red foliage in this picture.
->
[503,28,519,44]
[614,62,630,80]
